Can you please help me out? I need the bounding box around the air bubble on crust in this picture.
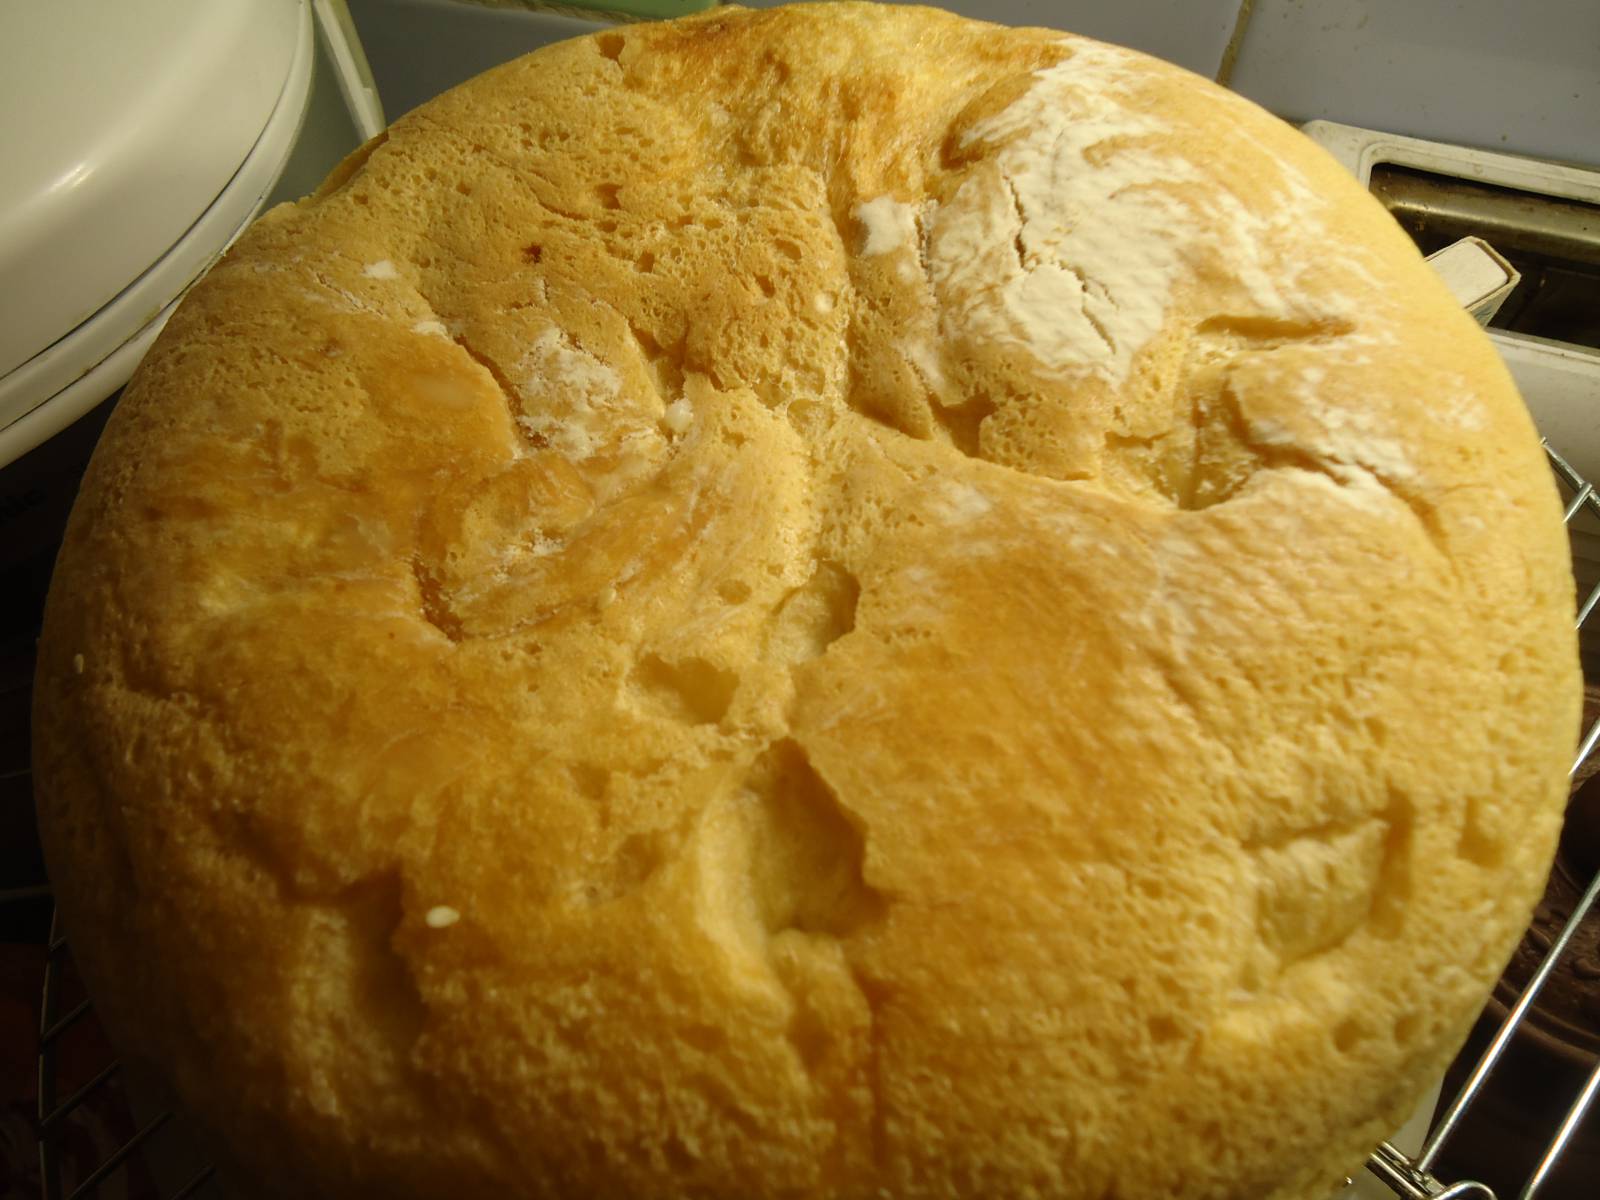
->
[630,653,739,726]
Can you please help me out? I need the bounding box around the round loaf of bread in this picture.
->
[34,5,1580,1198]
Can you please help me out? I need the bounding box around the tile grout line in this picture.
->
[1214,0,1255,88]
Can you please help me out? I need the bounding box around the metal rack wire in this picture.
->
[1397,441,1600,1197]
[14,442,1600,1200]
[36,908,217,1200]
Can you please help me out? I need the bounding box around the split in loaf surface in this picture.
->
[34,4,1580,1198]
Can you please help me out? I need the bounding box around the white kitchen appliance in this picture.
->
[0,0,383,470]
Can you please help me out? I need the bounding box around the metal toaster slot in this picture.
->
[1369,163,1600,351]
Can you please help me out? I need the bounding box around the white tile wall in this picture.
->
[737,0,1246,78]
[1228,0,1600,168]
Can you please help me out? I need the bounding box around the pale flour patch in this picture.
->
[855,196,920,257]
[513,327,629,462]
[931,480,994,523]
[927,40,1336,386]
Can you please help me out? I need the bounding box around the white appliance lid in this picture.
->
[0,0,300,379]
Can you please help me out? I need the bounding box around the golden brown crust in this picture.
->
[35,5,1578,1198]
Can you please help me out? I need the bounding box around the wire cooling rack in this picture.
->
[12,442,1600,1200]
[34,908,218,1200]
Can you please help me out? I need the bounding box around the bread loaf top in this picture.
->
[34,5,1578,1198]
